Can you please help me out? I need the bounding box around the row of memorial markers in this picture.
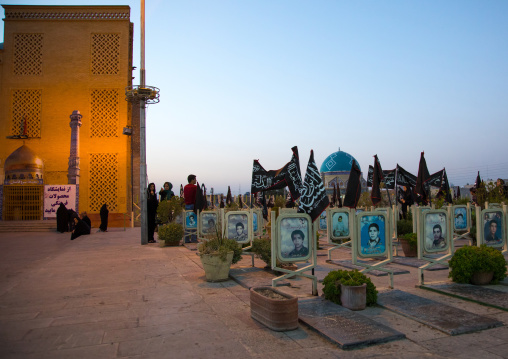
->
[180,203,507,265]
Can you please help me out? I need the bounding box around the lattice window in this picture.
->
[13,33,43,75]
[89,153,118,212]
[10,89,42,137]
[90,89,119,137]
[91,33,120,75]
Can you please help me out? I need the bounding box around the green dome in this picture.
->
[320,150,361,173]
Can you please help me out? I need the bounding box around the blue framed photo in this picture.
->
[329,210,349,240]
[185,211,197,229]
[453,206,468,231]
[358,214,387,257]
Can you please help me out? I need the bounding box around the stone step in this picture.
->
[0,220,57,232]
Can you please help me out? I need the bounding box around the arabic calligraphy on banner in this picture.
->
[43,185,77,217]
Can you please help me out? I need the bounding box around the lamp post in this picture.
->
[126,0,160,245]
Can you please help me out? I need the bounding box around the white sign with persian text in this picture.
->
[44,185,77,217]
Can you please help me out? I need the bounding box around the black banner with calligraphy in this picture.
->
[297,150,329,221]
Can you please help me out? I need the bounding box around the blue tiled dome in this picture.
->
[320,150,361,173]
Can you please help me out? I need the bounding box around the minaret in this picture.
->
[67,110,82,185]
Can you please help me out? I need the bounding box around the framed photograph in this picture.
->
[357,213,387,258]
[319,211,327,230]
[453,206,468,231]
[252,209,262,236]
[277,214,312,263]
[422,210,448,253]
[184,211,197,229]
[329,209,350,241]
[481,209,504,247]
[225,211,250,244]
[200,211,218,236]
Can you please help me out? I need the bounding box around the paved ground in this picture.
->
[0,228,507,358]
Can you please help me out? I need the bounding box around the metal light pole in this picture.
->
[125,0,160,245]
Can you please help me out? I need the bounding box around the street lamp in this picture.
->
[125,0,160,245]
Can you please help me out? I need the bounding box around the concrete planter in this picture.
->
[340,283,367,311]
[250,286,298,331]
[471,271,494,285]
[199,251,233,282]
[399,238,417,257]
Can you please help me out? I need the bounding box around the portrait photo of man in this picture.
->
[288,229,309,258]
[227,213,249,243]
[359,216,386,256]
[430,224,446,249]
[186,212,197,228]
[454,213,466,230]
[233,222,247,242]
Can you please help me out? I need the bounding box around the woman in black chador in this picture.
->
[70,213,91,240]
[147,183,159,243]
[99,204,109,232]
[56,203,69,233]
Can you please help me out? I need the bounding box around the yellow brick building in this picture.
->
[0,5,139,224]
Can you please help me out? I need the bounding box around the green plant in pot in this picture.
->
[448,244,507,285]
[323,269,377,310]
[400,232,417,257]
[198,223,243,282]
[158,222,184,247]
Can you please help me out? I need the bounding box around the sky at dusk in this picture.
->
[2,1,508,194]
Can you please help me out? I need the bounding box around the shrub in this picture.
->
[448,245,507,284]
[322,269,378,306]
[158,222,184,245]
[397,219,413,237]
[156,196,183,224]
[198,222,242,264]
[402,232,417,251]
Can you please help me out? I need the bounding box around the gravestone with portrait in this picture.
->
[198,209,221,239]
[351,211,395,288]
[416,208,453,285]
[184,210,198,243]
[477,207,507,251]
[326,208,353,260]
[451,204,472,245]
[271,212,318,295]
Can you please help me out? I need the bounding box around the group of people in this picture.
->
[56,203,109,240]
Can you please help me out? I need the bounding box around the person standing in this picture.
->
[159,182,175,201]
[183,175,197,243]
[56,203,69,233]
[147,183,159,243]
[99,204,109,232]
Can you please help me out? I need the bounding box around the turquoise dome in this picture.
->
[320,150,361,173]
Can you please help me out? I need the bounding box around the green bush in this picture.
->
[397,219,413,237]
[156,196,183,224]
[322,269,378,306]
[158,222,184,245]
[448,245,507,284]
[252,238,272,266]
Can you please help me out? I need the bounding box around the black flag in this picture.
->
[367,166,395,189]
[331,183,337,208]
[194,182,205,214]
[251,146,303,200]
[239,194,244,209]
[414,152,430,205]
[475,171,482,189]
[396,164,417,188]
[262,192,268,220]
[297,150,329,221]
[226,186,232,205]
[202,184,208,210]
[371,155,384,206]
[180,184,184,198]
[220,194,224,208]
[343,160,362,208]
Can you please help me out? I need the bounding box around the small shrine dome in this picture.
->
[4,145,44,181]
[320,149,361,173]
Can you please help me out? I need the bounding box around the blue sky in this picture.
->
[2,1,508,194]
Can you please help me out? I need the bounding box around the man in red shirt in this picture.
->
[183,174,197,243]
[184,174,197,210]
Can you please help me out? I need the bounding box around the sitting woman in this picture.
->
[70,213,91,240]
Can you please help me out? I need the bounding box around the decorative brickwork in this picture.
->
[90,89,119,137]
[91,33,120,75]
[89,153,118,212]
[10,89,42,137]
[13,33,43,75]
[4,9,130,21]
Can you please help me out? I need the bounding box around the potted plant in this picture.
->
[399,232,417,257]
[322,269,377,310]
[198,223,243,282]
[448,244,507,285]
[250,286,298,331]
[156,197,184,246]
[157,222,184,247]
